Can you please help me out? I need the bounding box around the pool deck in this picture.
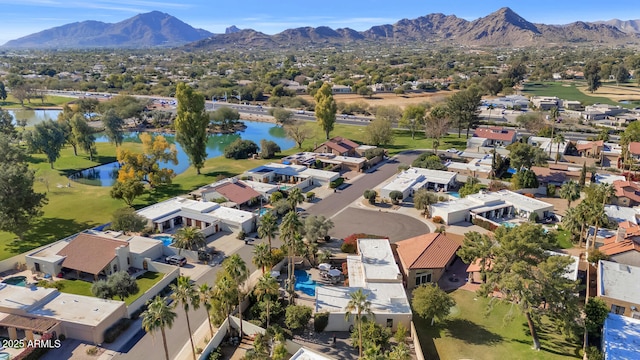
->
[286,268,344,310]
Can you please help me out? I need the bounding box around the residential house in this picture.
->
[575,140,604,158]
[244,162,339,188]
[313,137,360,157]
[628,142,640,162]
[613,180,640,207]
[331,84,352,94]
[602,314,640,359]
[604,205,640,225]
[430,190,554,225]
[380,168,457,200]
[530,96,559,110]
[528,136,567,161]
[199,180,262,208]
[446,157,492,179]
[315,239,412,332]
[393,233,461,291]
[561,100,583,111]
[597,260,640,318]
[283,152,368,172]
[585,104,627,117]
[600,222,640,267]
[471,127,517,147]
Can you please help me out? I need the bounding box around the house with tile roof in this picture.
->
[470,127,517,147]
[199,179,262,208]
[612,180,640,207]
[313,136,360,157]
[628,142,640,162]
[393,233,461,290]
[601,222,640,267]
[575,140,604,158]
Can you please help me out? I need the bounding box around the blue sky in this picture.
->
[2,0,640,45]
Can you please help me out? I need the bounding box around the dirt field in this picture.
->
[300,91,452,109]
[577,84,640,101]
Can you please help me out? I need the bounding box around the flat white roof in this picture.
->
[29,292,124,327]
[599,260,640,304]
[528,136,567,153]
[290,348,335,360]
[242,180,279,193]
[332,155,366,165]
[0,284,57,312]
[431,198,481,214]
[446,161,492,173]
[210,206,255,225]
[315,284,411,315]
[357,239,402,282]
[603,313,640,360]
[383,168,456,192]
[247,162,307,177]
[605,205,640,225]
[137,197,218,221]
[299,168,340,181]
[432,190,553,215]
[595,173,627,185]
[128,235,163,254]
[28,240,69,263]
[493,190,554,213]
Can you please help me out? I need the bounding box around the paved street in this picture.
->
[329,207,429,242]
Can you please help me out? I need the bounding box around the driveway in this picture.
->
[329,207,429,242]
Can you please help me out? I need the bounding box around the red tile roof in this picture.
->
[213,182,261,205]
[531,166,567,184]
[315,136,360,154]
[395,233,461,270]
[613,180,640,203]
[57,233,129,275]
[473,127,516,142]
[576,140,604,152]
[629,142,640,155]
[599,239,640,256]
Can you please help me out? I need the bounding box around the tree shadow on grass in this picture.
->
[5,217,97,254]
[445,319,504,345]
[413,316,442,360]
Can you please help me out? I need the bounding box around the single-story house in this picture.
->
[628,142,640,162]
[528,136,567,161]
[313,137,360,157]
[530,96,559,110]
[199,180,262,208]
[137,197,256,234]
[331,84,352,94]
[602,314,640,359]
[613,180,640,207]
[446,159,492,179]
[315,239,412,332]
[430,190,554,225]
[393,233,461,291]
[600,222,640,267]
[597,260,640,318]
[380,168,457,200]
[0,285,127,344]
[575,140,605,158]
[604,205,640,225]
[471,127,517,147]
[244,162,338,189]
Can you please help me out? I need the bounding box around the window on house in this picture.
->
[386,319,393,328]
[415,273,432,286]
[611,305,625,315]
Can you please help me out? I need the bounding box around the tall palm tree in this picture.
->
[254,273,279,327]
[287,187,304,211]
[590,183,615,250]
[257,211,278,251]
[345,289,373,359]
[280,211,302,305]
[223,254,249,337]
[170,276,200,360]
[141,296,177,360]
[252,242,272,273]
[559,180,581,208]
[173,226,206,254]
[198,283,215,337]
[213,274,238,333]
[553,133,565,164]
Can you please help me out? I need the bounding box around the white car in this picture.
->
[446,148,459,153]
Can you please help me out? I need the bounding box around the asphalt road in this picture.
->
[329,207,429,242]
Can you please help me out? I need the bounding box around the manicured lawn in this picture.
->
[0,95,74,108]
[522,81,626,107]
[555,228,574,249]
[416,289,581,360]
[56,271,163,305]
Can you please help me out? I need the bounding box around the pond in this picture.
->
[7,109,62,127]
[69,121,295,186]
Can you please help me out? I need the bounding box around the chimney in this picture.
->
[616,226,626,243]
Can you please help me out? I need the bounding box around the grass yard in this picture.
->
[555,228,574,249]
[55,271,163,305]
[0,95,74,109]
[416,289,581,360]
[522,81,637,108]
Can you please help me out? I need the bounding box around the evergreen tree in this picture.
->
[175,83,209,174]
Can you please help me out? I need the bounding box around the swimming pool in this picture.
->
[294,270,316,297]
[2,276,27,287]
[501,222,517,228]
[255,208,270,217]
[154,235,175,247]
[447,191,460,199]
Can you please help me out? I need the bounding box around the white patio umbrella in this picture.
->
[328,269,342,277]
[270,270,281,278]
[318,263,331,271]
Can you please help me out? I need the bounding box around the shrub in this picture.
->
[329,177,344,189]
[341,241,357,254]
[285,305,313,331]
[363,190,377,204]
[103,318,132,343]
[86,347,99,356]
[547,184,557,197]
[529,212,540,222]
[314,312,330,332]
[208,348,222,360]
[270,191,284,203]
[259,139,281,159]
[306,192,315,201]
[271,248,285,265]
[397,164,410,173]
[342,233,387,253]
[432,216,444,224]
[364,147,385,160]
[389,190,404,204]
[224,139,259,159]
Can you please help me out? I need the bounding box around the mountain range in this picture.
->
[4,8,640,49]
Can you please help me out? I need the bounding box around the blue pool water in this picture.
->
[256,208,270,217]
[501,222,517,228]
[2,276,27,287]
[507,168,517,174]
[447,191,460,198]
[154,235,175,246]
[294,270,316,297]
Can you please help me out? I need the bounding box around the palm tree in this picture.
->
[553,133,565,164]
[213,274,238,333]
[141,296,177,360]
[254,273,279,327]
[345,289,373,359]
[198,284,215,337]
[252,242,272,273]
[257,211,278,251]
[487,104,495,120]
[559,180,581,208]
[562,206,583,245]
[173,226,206,254]
[170,276,200,360]
[280,211,302,305]
[287,187,304,211]
[223,254,249,337]
[590,183,615,250]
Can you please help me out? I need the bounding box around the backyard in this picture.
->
[416,289,581,360]
[53,271,163,305]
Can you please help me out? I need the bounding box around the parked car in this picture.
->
[446,148,459,153]
[166,255,187,266]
